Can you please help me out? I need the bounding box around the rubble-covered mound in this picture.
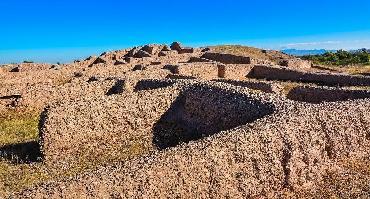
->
[1,42,370,198]
[39,80,275,166]
[13,81,370,198]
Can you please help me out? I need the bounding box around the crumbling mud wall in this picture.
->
[153,83,275,149]
[201,52,252,64]
[278,59,312,69]
[177,63,218,79]
[248,65,370,86]
[4,42,370,198]
[39,84,182,165]
[214,79,283,93]
[287,86,370,103]
[39,80,275,166]
[134,79,177,91]
[221,64,254,79]
[21,77,121,111]
[164,63,219,80]
[14,82,370,198]
[164,63,252,80]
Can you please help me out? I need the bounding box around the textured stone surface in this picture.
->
[287,86,370,103]
[248,65,370,86]
[214,79,283,93]
[1,42,370,198]
[278,59,312,69]
[201,52,252,64]
[39,80,276,165]
[170,42,195,54]
[13,81,370,198]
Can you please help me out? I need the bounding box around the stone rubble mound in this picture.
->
[1,42,370,198]
[14,80,370,198]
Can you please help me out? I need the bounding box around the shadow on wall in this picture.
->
[0,141,42,164]
[212,79,275,93]
[134,80,177,92]
[287,87,370,104]
[247,65,370,87]
[152,85,275,150]
[106,80,126,95]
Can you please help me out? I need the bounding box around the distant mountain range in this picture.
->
[349,48,370,53]
[281,49,337,56]
[282,48,370,56]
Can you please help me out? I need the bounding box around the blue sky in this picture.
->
[1,0,370,63]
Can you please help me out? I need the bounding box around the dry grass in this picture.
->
[0,141,149,197]
[344,65,370,75]
[0,162,48,197]
[0,109,40,146]
[344,86,370,91]
[0,108,43,196]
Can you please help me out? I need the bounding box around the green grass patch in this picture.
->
[0,109,151,196]
[0,109,40,146]
[0,140,151,196]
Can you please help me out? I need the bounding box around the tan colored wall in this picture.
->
[287,86,370,103]
[223,64,253,79]
[172,63,219,80]
[249,65,370,86]
[201,52,252,64]
[15,82,370,198]
[278,59,312,69]
[214,79,283,93]
[40,85,181,165]
[39,81,275,165]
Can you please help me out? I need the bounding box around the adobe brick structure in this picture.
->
[163,62,252,80]
[217,64,226,78]
[2,42,370,198]
[287,86,370,103]
[248,65,370,86]
[201,52,252,64]
[13,80,370,198]
[39,82,181,165]
[163,63,219,80]
[222,64,254,79]
[278,59,312,69]
[38,80,275,165]
[214,79,284,93]
[0,43,307,116]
